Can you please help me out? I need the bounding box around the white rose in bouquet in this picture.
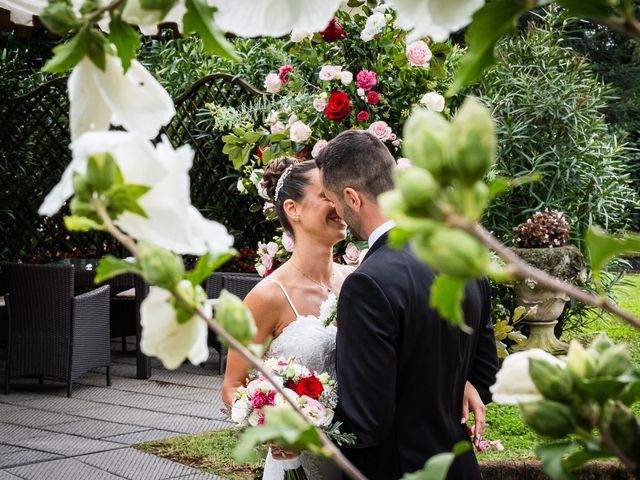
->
[420,92,445,112]
[264,73,283,93]
[289,120,312,143]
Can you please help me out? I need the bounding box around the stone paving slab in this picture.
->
[0,409,82,428]
[44,418,150,439]
[171,472,224,480]
[0,404,25,413]
[103,429,181,445]
[0,445,25,455]
[143,414,233,435]
[0,424,57,443]
[6,457,126,480]
[17,395,109,414]
[163,401,227,421]
[8,431,123,456]
[77,405,170,426]
[0,471,22,480]
[0,447,62,469]
[77,448,200,480]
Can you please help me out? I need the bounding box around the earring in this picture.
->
[293,214,300,221]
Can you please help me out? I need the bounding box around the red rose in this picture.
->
[357,110,369,121]
[278,64,293,84]
[324,91,352,122]
[320,18,346,41]
[293,376,324,400]
[295,147,308,159]
[367,91,379,105]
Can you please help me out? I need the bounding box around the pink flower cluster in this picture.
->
[356,69,377,91]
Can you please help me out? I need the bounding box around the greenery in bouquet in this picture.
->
[213,1,461,271]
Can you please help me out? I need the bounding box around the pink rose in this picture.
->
[342,242,360,265]
[356,70,377,91]
[368,120,392,141]
[261,253,273,271]
[270,121,286,134]
[264,73,282,93]
[278,64,293,84]
[289,120,312,143]
[311,139,328,158]
[319,65,342,81]
[312,97,327,112]
[366,91,379,105]
[396,157,412,170]
[282,231,295,252]
[406,40,432,67]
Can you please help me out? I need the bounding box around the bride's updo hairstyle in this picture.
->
[262,157,317,236]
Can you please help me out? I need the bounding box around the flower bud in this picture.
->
[215,290,257,347]
[394,166,440,210]
[588,332,614,355]
[412,228,489,280]
[595,344,632,378]
[519,400,575,438]
[402,108,452,184]
[450,97,496,185]
[601,400,640,461]
[566,340,596,379]
[528,358,573,403]
[138,243,185,290]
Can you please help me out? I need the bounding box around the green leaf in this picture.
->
[40,1,81,35]
[488,173,542,198]
[402,441,470,480]
[430,275,471,332]
[79,0,103,15]
[447,0,530,96]
[184,250,237,286]
[585,226,640,282]
[86,28,109,71]
[43,28,88,73]
[563,446,611,471]
[183,0,238,60]
[601,400,640,461]
[242,132,262,143]
[109,16,140,72]
[535,441,579,480]
[64,215,104,232]
[556,0,614,17]
[95,255,142,283]
[234,407,326,462]
[620,381,640,406]
[107,184,151,219]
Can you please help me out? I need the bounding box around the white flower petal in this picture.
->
[93,57,175,139]
[68,59,111,141]
[211,0,342,37]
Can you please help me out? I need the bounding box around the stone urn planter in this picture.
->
[510,245,586,355]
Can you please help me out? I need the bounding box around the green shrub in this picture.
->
[475,12,638,247]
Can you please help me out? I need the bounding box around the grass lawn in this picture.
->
[138,275,640,476]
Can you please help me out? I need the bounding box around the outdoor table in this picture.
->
[61,259,152,379]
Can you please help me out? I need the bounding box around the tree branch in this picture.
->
[447,213,640,330]
[94,202,141,257]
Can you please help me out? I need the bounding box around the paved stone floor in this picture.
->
[0,339,232,479]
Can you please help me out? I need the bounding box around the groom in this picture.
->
[316,130,499,479]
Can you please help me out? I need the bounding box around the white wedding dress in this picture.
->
[261,279,341,480]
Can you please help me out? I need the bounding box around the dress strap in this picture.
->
[265,278,300,317]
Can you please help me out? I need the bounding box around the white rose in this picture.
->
[290,29,312,42]
[319,65,342,81]
[313,97,327,112]
[361,12,386,40]
[368,121,393,141]
[231,394,250,426]
[140,280,210,370]
[288,113,299,126]
[261,253,273,271]
[264,73,283,93]
[289,120,312,143]
[339,71,353,85]
[256,264,267,277]
[490,349,565,405]
[267,110,279,125]
[357,88,366,98]
[39,131,234,256]
[68,56,175,140]
[270,121,286,134]
[311,139,328,158]
[419,92,445,112]
[342,242,360,265]
[236,178,247,193]
[266,241,279,257]
[299,396,333,427]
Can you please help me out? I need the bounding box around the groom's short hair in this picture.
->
[316,130,395,201]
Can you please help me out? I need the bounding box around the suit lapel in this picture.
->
[360,231,389,264]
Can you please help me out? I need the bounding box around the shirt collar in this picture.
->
[367,220,395,248]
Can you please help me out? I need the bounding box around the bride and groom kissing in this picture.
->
[222,130,499,480]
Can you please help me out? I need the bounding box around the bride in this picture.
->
[222,156,352,479]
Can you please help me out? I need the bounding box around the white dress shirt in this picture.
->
[367,220,395,248]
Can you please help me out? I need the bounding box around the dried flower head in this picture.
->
[512,210,570,248]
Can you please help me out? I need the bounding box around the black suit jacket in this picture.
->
[336,232,498,480]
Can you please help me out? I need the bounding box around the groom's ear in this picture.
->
[343,187,363,212]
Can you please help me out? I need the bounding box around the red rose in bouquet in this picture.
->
[324,91,352,122]
[293,376,324,399]
[321,18,346,41]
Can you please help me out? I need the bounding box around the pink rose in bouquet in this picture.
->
[368,120,392,141]
[264,73,282,93]
[356,69,377,91]
[406,40,432,67]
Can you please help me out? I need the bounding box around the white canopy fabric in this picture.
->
[0,0,184,34]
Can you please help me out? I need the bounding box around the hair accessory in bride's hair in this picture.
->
[274,164,295,202]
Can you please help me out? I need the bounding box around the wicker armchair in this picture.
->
[1,263,111,397]
[205,272,261,374]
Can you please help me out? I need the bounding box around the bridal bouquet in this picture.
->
[231,357,351,478]
[231,357,338,428]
